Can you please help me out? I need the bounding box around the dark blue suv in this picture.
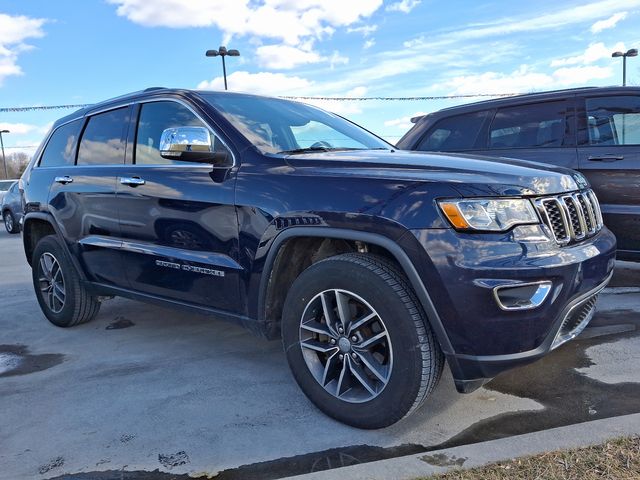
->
[21,89,616,428]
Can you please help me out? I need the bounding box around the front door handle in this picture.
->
[54,176,73,184]
[120,176,146,186]
[588,155,624,162]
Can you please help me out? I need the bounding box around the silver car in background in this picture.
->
[1,180,21,234]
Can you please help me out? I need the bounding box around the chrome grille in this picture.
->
[536,189,603,245]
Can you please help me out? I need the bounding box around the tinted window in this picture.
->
[40,119,83,167]
[489,101,569,148]
[416,112,489,152]
[585,95,640,145]
[135,101,226,165]
[77,108,128,165]
[0,180,14,191]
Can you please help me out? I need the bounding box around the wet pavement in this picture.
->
[0,229,638,479]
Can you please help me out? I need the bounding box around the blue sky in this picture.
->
[0,0,639,158]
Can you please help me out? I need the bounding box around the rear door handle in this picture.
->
[588,155,624,162]
[54,176,73,184]
[120,176,146,186]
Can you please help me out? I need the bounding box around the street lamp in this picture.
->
[612,48,638,86]
[0,129,9,180]
[205,46,240,91]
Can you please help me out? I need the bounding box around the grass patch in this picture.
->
[421,436,640,480]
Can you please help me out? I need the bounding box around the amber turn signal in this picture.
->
[440,202,470,229]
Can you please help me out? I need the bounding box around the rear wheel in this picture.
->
[3,210,18,234]
[32,235,100,327]
[282,253,443,429]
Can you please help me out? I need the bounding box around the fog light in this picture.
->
[493,281,552,311]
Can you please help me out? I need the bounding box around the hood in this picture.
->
[283,149,585,197]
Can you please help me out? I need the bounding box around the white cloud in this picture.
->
[0,13,46,86]
[551,42,625,67]
[197,71,313,96]
[386,0,421,13]
[347,24,377,36]
[256,44,322,69]
[384,112,427,131]
[108,0,382,45]
[439,64,614,96]
[363,39,376,49]
[0,122,38,135]
[329,50,349,69]
[553,65,613,84]
[591,11,627,33]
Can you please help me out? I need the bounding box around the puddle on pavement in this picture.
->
[0,345,64,377]
[105,317,135,330]
[46,471,191,479]
[214,443,424,480]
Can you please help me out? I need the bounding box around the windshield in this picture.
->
[0,180,15,192]
[201,93,391,155]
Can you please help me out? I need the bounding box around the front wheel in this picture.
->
[282,253,443,429]
[3,210,18,234]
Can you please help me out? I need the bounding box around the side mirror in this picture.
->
[159,126,230,165]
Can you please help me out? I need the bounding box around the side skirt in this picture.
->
[85,281,267,338]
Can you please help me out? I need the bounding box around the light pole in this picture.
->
[612,48,638,86]
[0,129,8,180]
[205,46,240,90]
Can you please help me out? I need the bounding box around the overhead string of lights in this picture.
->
[0,93,520,113]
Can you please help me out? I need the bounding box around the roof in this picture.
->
[417,85,640,121]
[50,88,289,128]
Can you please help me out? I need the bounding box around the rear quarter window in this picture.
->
[39,119,83,167]
[416,111,489,152]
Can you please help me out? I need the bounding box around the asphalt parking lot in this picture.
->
[1,229,639,479]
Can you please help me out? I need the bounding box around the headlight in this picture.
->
[438,198,538,232]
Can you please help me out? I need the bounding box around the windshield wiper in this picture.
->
[277,147,381,155]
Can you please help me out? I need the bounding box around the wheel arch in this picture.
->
[22,213,87,281]
[258,227,455,356]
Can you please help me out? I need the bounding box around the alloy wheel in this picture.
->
[38,253,66,314]
[4,212,13,232]
[299,289,393,403]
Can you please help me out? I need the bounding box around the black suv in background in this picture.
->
[397,86,640,261]
[21,88,615,428]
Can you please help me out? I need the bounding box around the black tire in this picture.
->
[282,253,444,429]
[32,235,100,327]
[3,210,18,234]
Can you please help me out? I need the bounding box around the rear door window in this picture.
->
[39,119,83,167]
[77,107,128,165]
[416,111,489,152]
[584,95,640,145]
[489,101,570,149]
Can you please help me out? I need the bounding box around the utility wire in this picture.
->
[0,93,519,113]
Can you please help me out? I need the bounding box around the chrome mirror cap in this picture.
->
[159,126,212,157]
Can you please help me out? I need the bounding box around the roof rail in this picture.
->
[143,87,166,92]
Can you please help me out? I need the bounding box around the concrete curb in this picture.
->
[281,413,640,480]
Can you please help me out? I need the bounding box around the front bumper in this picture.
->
[452,270,611,392]
[405,225,617,392]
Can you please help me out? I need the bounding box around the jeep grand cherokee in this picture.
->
[20,88,616,428]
